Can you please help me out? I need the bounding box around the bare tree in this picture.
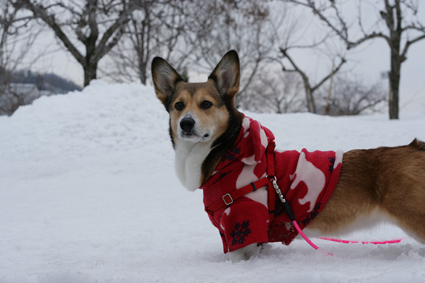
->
[287,0,425,119]
[244,71,305,113]
[182,0,276,107]
[320,75,387,116]
[279,47,346,113]
[13,0,145,86]
[102,0,190,84]
[0,0,41,115]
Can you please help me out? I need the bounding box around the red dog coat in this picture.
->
[201,116,343,253]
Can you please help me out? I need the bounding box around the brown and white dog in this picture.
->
[152,50,425,262]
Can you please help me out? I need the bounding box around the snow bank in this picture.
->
[0,80,170,160]
[0,80,424,282]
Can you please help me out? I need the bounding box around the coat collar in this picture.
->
[213,116,275,173]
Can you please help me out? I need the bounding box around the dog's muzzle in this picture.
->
[180,116,195,135]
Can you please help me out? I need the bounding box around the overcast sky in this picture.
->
[26,1,425,113]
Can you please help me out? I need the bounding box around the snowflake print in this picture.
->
[301,203,322,226]
[301,215,311,226]
[217,171,229,181]
[328,156,335,173]
[222,146,241,162]
[230,221,252,246]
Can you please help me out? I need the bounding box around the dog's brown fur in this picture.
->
[152,50,425,260]
[309,139,425,243]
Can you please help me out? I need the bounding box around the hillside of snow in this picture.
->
[1,80,425,282]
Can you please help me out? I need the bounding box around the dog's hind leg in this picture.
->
[382,192,425,244]
[379,151,425,244]
[383,204,425,244]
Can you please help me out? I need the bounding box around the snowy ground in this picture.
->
[1,80,425,282]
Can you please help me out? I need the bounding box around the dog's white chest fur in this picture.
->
[174,141,212,191]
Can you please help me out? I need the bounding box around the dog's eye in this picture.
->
[175,102,184,111]
[200,101,213,110]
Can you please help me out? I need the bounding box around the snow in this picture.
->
[1,80,425,282]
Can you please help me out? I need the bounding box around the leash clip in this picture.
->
[270,176,295,222]
[270,176,286,204]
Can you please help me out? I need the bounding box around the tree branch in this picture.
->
[94,2,139,61]
[312,57,346,92]
[279,47,308,81]
[13,0,85,65]
[287,0,390,49]
[401,34,425,62]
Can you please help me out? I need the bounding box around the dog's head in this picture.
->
[152,50,242,146]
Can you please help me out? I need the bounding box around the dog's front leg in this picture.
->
[228,243,258,262]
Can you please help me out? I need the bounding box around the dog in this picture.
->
[151,50,425,262]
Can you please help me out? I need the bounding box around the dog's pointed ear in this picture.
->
[152,57,183,110]
[208,50,240,99]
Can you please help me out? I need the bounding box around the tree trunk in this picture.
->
[304,80,316,113]
[84,61,98,87]
[139,60,147,85]
[388,22,402,120]
[387,20,402,120]
[388,62,400,120]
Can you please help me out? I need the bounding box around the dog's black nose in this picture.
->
[180,117,195,133]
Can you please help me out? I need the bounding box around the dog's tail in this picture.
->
[409,138,425,151]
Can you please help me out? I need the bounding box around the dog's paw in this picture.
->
[228,243,258,262]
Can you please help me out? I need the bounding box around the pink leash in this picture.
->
[319,237,405,245]
[271,177,405,256]
[292,220,334,256]
[271,178,334,254]
[292,220,406,256]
